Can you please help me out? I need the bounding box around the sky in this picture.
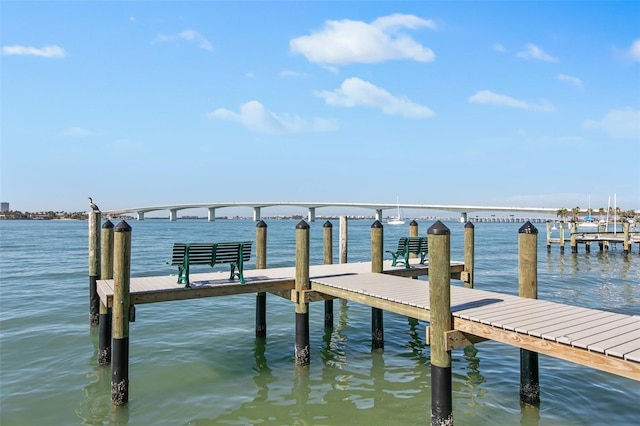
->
[1,0,639,217]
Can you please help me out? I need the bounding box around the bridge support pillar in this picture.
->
[308,207,316,222]
[207,208,216,222]
[169,209,177,221]
[136,211,144,221]
[375,209,382,221]
[253,207,261,222]
[460,212,467,223]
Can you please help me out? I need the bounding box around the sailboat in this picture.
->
[387,197,405,225]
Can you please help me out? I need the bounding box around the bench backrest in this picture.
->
[213,241,252,264]
[171,243,188,265]
[187,243,216,264]
[395,237,408,253]
[407,237,422,254]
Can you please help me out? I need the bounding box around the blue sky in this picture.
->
[2,1,639,217]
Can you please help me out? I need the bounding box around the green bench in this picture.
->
[386,237,428,268]
[168,241,252,287]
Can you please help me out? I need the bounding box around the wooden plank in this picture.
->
[526,310,621,338]
[542,315,634,341]
[581,323,640,352]
[605,338,640,360]
[510,305,597,334]
[625,348,640,363]
[557,317,640,347]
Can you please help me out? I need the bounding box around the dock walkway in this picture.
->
[96,259,639,381]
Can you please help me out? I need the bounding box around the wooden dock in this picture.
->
[96,258,640,381]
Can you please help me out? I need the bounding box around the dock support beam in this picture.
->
[255,220,267,338]
[371,221,384,350]
[307,207,316,222]
[88,211,101,326]
[519,222,540,406]
[323,221,334,329]
[339,216,348,264]
[112,221,132,406]
[98,220,114,365]
[294,220,310,366]
[463,221,475,288]
[253,207,261,222]
[207,207,216,222]
[428,221,453,426]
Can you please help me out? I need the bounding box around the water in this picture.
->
[1,219,638,425]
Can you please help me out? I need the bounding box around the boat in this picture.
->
[387,197,405,225]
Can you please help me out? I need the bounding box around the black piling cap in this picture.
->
[323,220,333,228]
[102,220,115,229]
[256,220,267,228]
[519,221,538,234]
[371,220,383,229]
[296,220,309,230]
[464,221,475,229]
[114,220,131,232]
[428,220,450,235]
[410,219,418,226]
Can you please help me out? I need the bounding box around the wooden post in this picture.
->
[545,221,551,253]
[255,220,267,338]
[88,212,101,326]
[559,221,565,254]
[371,220,384,350]
[323,221,334,328]
[339,216,348,264]
[570,222,578,253]
[295,220,310,366]
[623,221,630,255]
[409,220,418,258]
[463,221,474,288]
[428,220,453,425]
[519,221,540,406]
[112,220,131,406]
[98,220,114,365]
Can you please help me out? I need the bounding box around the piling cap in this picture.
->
[323,220,333,228]
[102,220,114,229]
[519,221,538,234]
[371,220,383,229]
[428,220,450,235]
[296,220,309,229]
[464,221,475,229]
[256,220,267,228]
[114,220,132,232]
[409,220,418,226]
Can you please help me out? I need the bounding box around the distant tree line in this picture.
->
[555,206,639,222]
[0,210,88,220]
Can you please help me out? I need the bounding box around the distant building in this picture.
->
[0,202,9,212]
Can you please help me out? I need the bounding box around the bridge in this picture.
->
[104,202,561,222]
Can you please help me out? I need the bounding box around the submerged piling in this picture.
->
[112,220,131,406]
[295,220,310,366]
[519,222,540,406]
[255,220,267,338]
[88,211,101,326]
[323,221,334,328]
[428,220,453,426]
[371,220,384,350]
[98,220,114,365]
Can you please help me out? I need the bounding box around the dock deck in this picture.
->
[96,259,639,381]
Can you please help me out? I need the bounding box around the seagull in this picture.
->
[88,197,100,212]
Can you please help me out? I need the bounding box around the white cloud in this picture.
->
[493,43,506,53]
[516,43,558,62]
[627,39,640,62]
[315,77,435,119]
[59,127,98,137]
[207,100,338,134]
[557,73,582,87]
[153,30,213,51]
[290,14,435,66]
[2,45,66,58]
[582,107,640,139]
[469,90,555,112]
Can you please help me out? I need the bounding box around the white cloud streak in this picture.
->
[315,77,435,119]
[628,39,640,62]
[469,90,555,112]
[153,30,213,51]
[557,73,582,87]
[582,107,640,139]
[2,45,66,58]
[516,43,558,62]
[208,101,338,134]
[290,14,435,66]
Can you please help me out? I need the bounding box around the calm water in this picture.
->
[0,218,638,425]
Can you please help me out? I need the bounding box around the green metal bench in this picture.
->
[168,241,252,287]
[386,237,428,268]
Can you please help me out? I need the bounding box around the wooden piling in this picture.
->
[371,220,384,350]
[339,216,348,264]
[518,221,540,406]
[255,220,267,337]
[409,220,418,258]
[295,220,310,366]
[545,221,552,253]
[98,220,114,365]
[463,221,475,289]
[88,212,101,326]
[112,220,131,406]
[559,221,565,254]
[323,221,334,328]
[623,222,630,255]
[427,221,453,426]
[570,222,578,253]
